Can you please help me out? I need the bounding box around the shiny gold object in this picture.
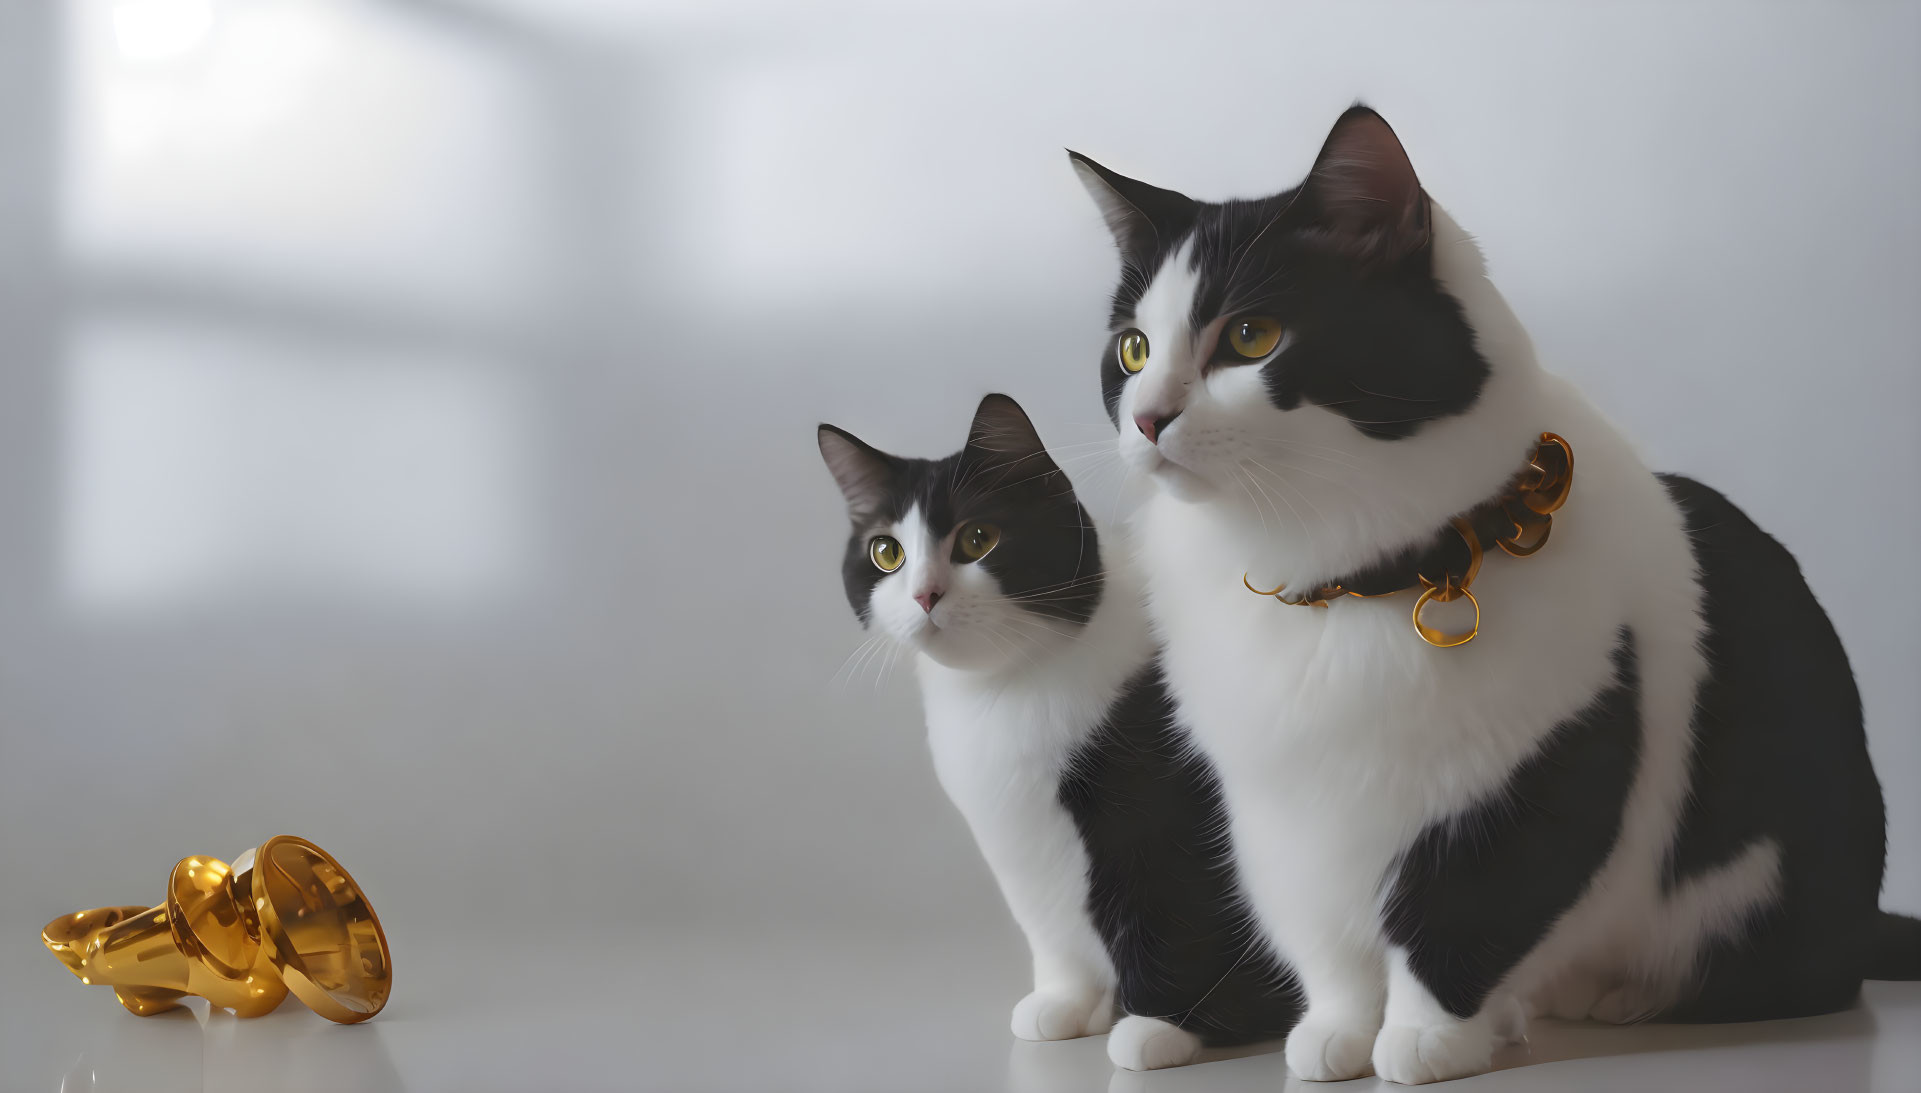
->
[1414,576,1481,648]
[1496,501,1553,557]
[1242,432,1574,648]
[1242,574,1287,597]
[1443,514,1487,588]
[1240,573,1343,607]
[1517,432,1574,515]
[42,835,391,1024]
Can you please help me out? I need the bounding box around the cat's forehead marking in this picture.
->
[1131,236,1201,355]
[894,501,941,572]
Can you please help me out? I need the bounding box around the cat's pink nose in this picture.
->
[1135,409,1181,444]
[915,590,943,614]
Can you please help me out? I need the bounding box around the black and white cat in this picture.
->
[1071,106,1918,1084]
[817,394,1300,1070]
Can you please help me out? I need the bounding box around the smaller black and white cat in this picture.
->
[817,393,1300,1070]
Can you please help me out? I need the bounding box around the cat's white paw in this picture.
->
[1284,1018,1378,1081]
[1371,1021,1498,1085]
[1010,987,1112,1041]
[1491,994,1529,1045]
[1106,1015,1204,1071]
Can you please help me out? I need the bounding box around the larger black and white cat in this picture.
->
[817,394,1299,1070]
[1070,106,1918,1084]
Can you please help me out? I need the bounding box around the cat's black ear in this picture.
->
[1301,105,1430,264]
[817,424,895,522]
[965,394,1056,473]
[1068,151,1196,260]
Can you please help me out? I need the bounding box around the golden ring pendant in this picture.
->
[1412,578,1480,648]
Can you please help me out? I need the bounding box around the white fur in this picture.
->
[1111,206,1781,1083]
[866,502,1057,672]
[1106,1014,1204,1071]
[870,509,1158,1042]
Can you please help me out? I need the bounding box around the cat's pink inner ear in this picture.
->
[818,426,892,516]
[1068,150,1196,257]
[1306,106,1429,259]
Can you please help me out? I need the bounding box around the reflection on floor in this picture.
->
[6,926,1918,1092]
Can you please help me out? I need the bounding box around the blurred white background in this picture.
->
[1,2,1916,1090]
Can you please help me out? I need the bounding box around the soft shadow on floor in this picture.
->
[1478,1002,1879,1091]
[1504,1000,1877,1068]
[1016,982,1921,1093]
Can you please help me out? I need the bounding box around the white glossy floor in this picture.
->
[6,925,1919,1092]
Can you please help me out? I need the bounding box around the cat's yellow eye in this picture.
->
[1226,316,1283,359]
[869,536,904,573]
[956,523,1001,562]
[1117,330,1149,374]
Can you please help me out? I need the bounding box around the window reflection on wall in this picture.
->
[59,0,550,612]
[63,318,529,606]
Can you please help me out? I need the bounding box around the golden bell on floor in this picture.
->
[41,835,392,1024]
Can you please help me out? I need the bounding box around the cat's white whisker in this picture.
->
[1233,463,1273,537]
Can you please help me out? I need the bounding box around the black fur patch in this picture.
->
[1074,107,1489,439]
[1383,631,1642,1020]
[1060,663,1301,1045]
[1656,473,1886,1020]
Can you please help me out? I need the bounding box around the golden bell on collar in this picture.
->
[41,835,391,1024]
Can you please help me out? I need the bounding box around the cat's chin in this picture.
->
[912,629,1019,672]
[1148,460,1217,502]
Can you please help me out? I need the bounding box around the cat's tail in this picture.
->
[1868,911,1921,980]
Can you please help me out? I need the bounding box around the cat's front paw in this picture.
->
[1010,986,1112,1041]
[1284,1018,1377,1081]
[1371,1021,1498,1085]
[1106,1014,1203,1071]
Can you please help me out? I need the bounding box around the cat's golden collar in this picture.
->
[1241,432,1574,647]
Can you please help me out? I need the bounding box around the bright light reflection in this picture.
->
[68,0,545,323]
[112,0,215,61]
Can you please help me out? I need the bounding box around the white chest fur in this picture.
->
[914,572,1154,998]
[920,673,1111,985]
[1136,376,1716,1015]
